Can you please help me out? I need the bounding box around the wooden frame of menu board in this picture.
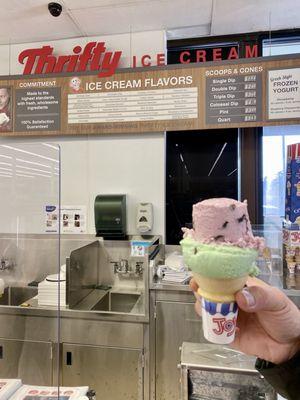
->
[1,54,300,136]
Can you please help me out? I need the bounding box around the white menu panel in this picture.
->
[268,68,300,120]
[68,87,198,123]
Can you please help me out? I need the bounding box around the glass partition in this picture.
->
[253,224,300,308]
[0,143,61,390]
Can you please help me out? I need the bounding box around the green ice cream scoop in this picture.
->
[180,237,259,280]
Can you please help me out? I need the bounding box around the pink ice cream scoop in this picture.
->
[182,198,264,251]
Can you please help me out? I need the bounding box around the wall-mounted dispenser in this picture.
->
[136,202,153,233]
[94,194,127,239]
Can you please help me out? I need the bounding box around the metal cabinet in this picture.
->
[0,338,53,385]
[62,343,144,400]
[155,299,204,400]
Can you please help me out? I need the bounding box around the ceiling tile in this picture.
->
[212,0,300,35]
[0,0,79,44]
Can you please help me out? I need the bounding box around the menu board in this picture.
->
[1,55,300,136]
[206,73,262,125]
[268,67,300,120]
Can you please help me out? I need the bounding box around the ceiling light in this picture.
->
[42,143,60,151]
[16,158,51,169]
[2,145,59,163]
[208,143,227,177]
[16,165,52,174]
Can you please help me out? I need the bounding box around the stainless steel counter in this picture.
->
[179,342,277,400]
[150,280,191,292]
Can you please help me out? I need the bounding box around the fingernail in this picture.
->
[241,288,256,307]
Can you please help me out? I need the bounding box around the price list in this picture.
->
[206,74,262,125]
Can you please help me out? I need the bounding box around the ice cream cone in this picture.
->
[287,262,296,274]
[193,272,247,302]
[286,256,295,264]
[180,198,264,345]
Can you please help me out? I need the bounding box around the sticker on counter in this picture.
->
[130,240,151,256]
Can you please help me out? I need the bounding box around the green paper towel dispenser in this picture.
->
[94,194,127,239]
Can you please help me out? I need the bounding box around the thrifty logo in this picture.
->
[18,42,122,78]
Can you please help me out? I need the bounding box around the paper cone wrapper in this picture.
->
[193,273,248,302]
[201,296,238,344]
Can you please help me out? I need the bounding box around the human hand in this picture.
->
[0,113,9,127]
[190,277,300,364]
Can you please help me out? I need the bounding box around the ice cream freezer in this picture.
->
[179,342,277,400]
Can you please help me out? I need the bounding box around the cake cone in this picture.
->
[193,273,247,302]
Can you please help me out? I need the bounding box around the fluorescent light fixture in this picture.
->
[208,143,227,177]
[214,354,227,359]
[16,174,35,178]
[0,166,12,172]
[42,143,59,150]
[1,145,59,163]
[0,154,12,159]
[16,165,52,174]
[0,170,12,175]
[16,170,53,178]
[16,158,51,169]
[227,168,237,176]
[179,152,189,175]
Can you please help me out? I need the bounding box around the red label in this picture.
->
[212,316,237,337]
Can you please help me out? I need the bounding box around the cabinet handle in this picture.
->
[0,346,3,359]
[66,351,72,365]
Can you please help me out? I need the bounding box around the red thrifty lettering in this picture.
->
[18,42,122,78]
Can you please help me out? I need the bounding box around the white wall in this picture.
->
[0,31,166,238]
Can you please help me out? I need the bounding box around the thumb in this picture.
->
[236,285,289,313]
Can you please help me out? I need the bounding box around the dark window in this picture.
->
[166,129,238,244]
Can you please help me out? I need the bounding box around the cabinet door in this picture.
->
[155,301,204,400]
[0,338,53,385]
[62,343,143,400]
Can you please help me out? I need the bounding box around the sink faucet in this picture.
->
[0,258,14,271]
[135,261,144,276]
[111,259,129,274]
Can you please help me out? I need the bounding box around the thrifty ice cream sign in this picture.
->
[85,75,193,90]
[18,41,258,78]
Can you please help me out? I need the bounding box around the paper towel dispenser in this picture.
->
[94,194,127,239]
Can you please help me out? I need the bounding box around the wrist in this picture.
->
[272,339,300,365]
[282,339,300,364]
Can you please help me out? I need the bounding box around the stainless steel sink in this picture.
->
[0,286,38,306]
[92,292,140,313]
